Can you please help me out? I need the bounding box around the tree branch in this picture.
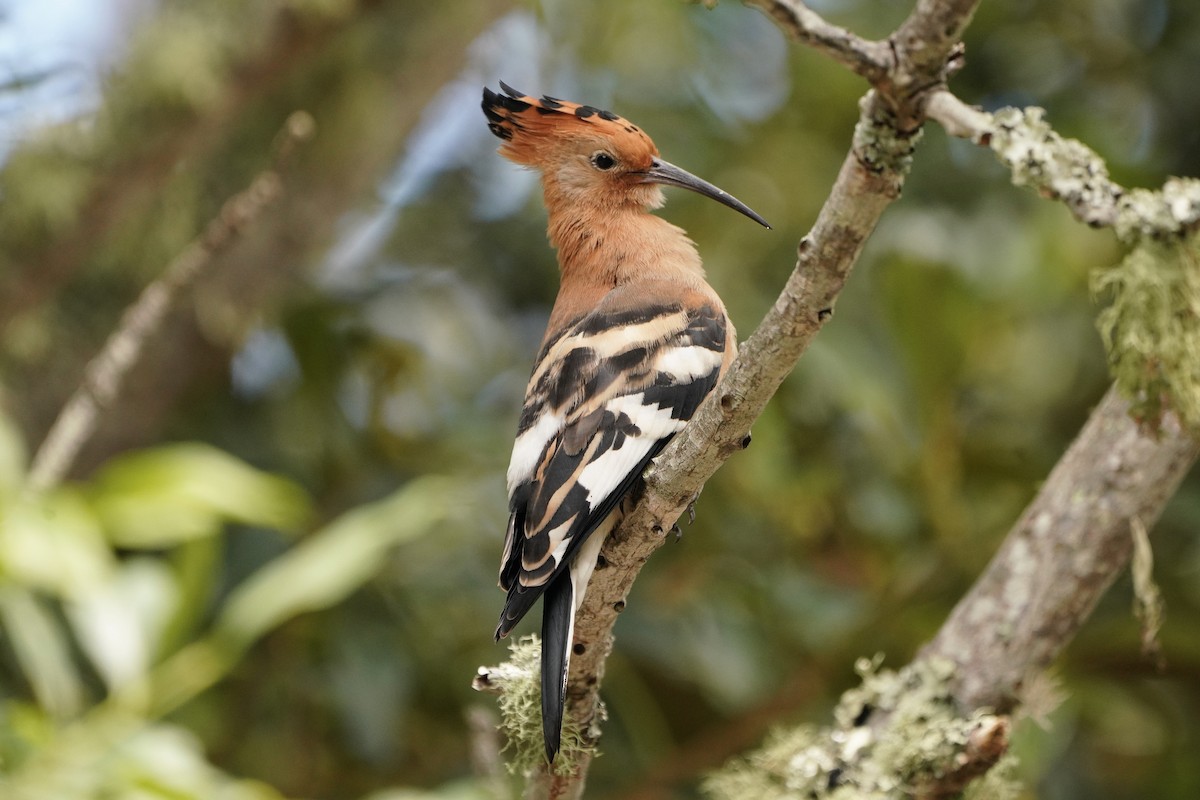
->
[921,385,1199,711]
[744,0,891,81]
[926,90,1200,239]
[926,90,1123,229]
[891,0,981,79]
[27,113,313,491]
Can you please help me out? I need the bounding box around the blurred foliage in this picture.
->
[0,0,1198,799]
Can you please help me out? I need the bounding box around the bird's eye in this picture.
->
[591,152,616,171]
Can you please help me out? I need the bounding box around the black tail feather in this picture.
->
[541,571,573,763]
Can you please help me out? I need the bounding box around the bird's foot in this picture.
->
[686,488,702,525]
[671,490,703,542]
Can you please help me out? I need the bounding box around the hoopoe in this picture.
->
[482,82,768,762]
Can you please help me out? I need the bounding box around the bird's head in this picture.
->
[482,82,769,228]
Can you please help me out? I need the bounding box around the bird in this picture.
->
[482,81,769,763]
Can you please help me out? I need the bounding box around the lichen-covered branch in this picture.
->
[922,385,1199,711]
[704,658,1015,800]
[927,91,1125,228]
[926,89,1200,430]
[926,91,1200,239]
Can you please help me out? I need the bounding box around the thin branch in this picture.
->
[744,0,891,81]
[926,90,1124,229]
[922,88,992,141]
[891,0,982,79]
[27,112,314,491]
[928,89,1200,240]
[921,385,1199,712]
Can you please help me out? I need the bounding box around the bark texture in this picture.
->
[922,386,1199,710]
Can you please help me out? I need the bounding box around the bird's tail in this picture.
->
[537,518,612,763]
[540,570,573,763]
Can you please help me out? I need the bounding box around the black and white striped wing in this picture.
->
[495,296,728,638]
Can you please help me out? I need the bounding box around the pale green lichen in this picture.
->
[962,753,1022,800]
[485,635,594,778]
[1093,227,1200,430]
[853,94,923,176]
[702,726,827,800]
[703,657,1018,800]
[988,107,1118,224]
[1114,179,1200,243]
[985,106,1200,433]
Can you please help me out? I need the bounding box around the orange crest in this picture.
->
[481,82,658,169]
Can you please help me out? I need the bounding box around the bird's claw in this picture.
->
[686,488,701,525]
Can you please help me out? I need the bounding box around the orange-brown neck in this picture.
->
[543,187,704,288]
[542,201,711,338]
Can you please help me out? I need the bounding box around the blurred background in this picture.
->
[1,0,1198,798]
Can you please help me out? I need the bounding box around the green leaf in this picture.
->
[215,476,461,646]
[0,589,85,719]
[1,713,292,800]
[65,559,179,692]
[105,724,289,800]
[86,443,312,548]
[0,488,114,597]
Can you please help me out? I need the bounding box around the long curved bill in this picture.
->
[640,158,771,229]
